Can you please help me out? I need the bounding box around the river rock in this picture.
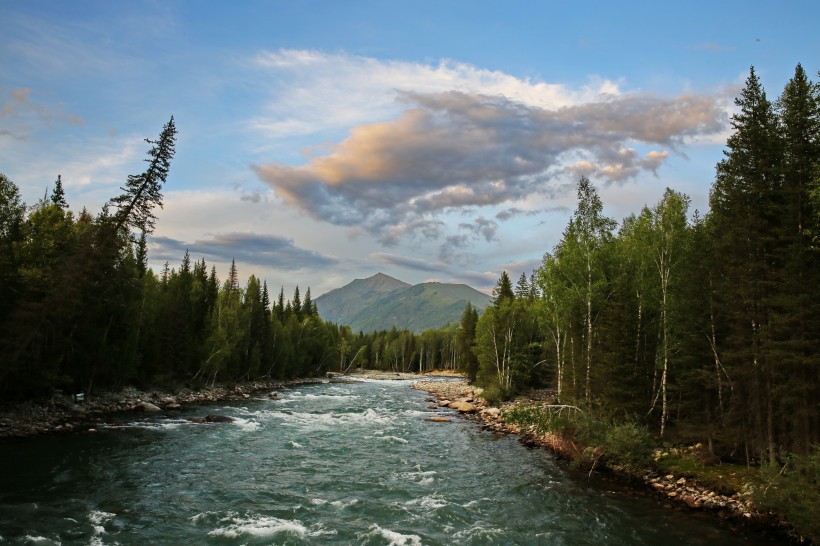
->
[427,416,452,423]
[205,415,234,423]
[482,407,501,418]
[134,402,162,412]
[455,402,477,413]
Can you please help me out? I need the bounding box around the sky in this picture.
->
[2,1,818,296]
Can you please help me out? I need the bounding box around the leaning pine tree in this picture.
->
[109,116,177,235]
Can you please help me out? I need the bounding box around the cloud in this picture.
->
[254,88,726,245]
[495,207,558,221]
[458,216,498,242]
[0,87,83,139]
[371,252,450,274]
[148,232,338,270]
[249,49,619,141]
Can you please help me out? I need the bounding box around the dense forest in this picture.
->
[468,65,820,464]
[0,118,353,398]
[1,66,817,468]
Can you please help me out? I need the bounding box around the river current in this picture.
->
[0,379,778,545]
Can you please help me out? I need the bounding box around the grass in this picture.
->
[654,454,759,496]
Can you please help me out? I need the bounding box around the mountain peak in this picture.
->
[314,274,491,333]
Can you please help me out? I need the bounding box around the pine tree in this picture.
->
[303,287,313,317]
[109,116,176,234]
[772,64,820,453]
[292,286,302,317]
[710,67,783,464]
[492,271,514,305]
[50,175,68,209]
[261,281,271,312]
[227,259,239,292]
[515,272,530,300]
[456,301,480,381]
[135,231,148,277]
[275,286,286,320]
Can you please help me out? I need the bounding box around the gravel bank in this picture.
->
[0,378,325,438]
[412,380,775,529]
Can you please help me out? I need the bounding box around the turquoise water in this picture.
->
[0,379,778,545]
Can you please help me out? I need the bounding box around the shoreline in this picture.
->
[0,369,463,439]
[0,377,327,439]
[411,379,791,543]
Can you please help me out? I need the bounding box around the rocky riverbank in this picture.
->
[0,378,326,439]
[412,380,779,532]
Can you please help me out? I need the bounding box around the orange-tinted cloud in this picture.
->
[254,90,726,245]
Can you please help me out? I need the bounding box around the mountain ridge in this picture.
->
[314,273,490,333]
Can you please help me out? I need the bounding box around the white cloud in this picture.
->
[254,88,727,246]
[248,48,622,141]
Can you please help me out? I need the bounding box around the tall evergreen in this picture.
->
[710,67,784,464]
[492,271,514,304]
[50,175,68,209]
[773,64,820,452]
[514,272,530,300]
[109,116,177,234]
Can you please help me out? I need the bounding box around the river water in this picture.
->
[0,379,778,545]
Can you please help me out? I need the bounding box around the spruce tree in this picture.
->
[109,116,176,234]
[50,175,68,209]
[710,66,783,464]
[292,286,302,317]
[303,287,313,317]
[773,64,820,453]
[514,272,530,299]
[492,271,514,305]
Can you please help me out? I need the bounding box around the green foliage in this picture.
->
[492,271,514,305]
[0,122,347,398]
[753,450,820,543]
[504,404,653,474]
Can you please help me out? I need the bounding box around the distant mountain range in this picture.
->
[314,273,491,333]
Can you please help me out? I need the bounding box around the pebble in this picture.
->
[412,379,764,525]
[0,378,325,439]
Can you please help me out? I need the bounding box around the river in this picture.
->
[0,379,779,545]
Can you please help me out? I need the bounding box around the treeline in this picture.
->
[468,65,819,464]
[328,305,479,374]
[0,118,345,399]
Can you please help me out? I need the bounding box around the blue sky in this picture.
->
[2,1,818,295]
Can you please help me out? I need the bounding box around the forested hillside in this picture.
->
[315,273,491,333]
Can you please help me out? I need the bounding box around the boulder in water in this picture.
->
[134,402,161,412]
[427,416,452,423]
[205,414,234,423]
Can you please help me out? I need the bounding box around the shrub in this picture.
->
[504,404,653,475]
[603,421,654,473]
[752,449,820,543]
